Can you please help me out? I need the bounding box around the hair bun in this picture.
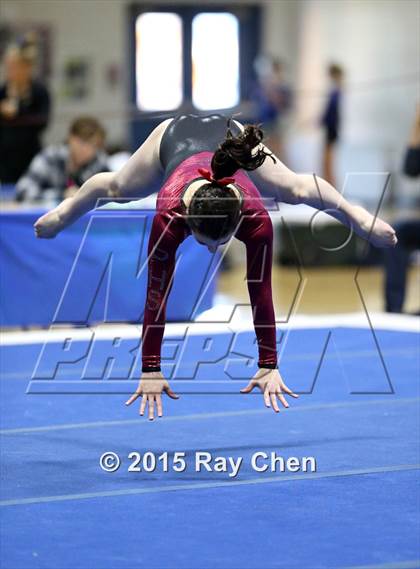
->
[240,124,264,151]
[211,121,275,179]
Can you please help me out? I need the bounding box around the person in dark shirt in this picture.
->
[384,105,420,314]
[0,43,50,184]
[320,64,344,186]
[403,106,420,177]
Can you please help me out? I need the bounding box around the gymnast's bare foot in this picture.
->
[352,206,397,248]
[33,198,72,239]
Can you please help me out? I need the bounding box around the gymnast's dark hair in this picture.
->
[187,120,276,241]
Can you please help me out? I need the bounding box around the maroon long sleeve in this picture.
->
[141,208,278,372]
[236,209,278,369]
[141,212,186,372]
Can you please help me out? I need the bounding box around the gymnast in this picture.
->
[34,114,397,420]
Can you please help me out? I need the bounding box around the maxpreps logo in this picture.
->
[28,172,395,395]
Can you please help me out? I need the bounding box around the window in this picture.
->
[135,11,240,112]
[191,13,240,110]
[135,13,183,111]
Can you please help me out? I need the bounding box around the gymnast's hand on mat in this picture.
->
[240,368,298,413]
[125,372,180,420]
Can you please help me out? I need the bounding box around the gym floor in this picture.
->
[1,263,419,568]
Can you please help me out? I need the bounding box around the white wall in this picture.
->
[294,0,419,169]
[288,0,420,206]
[1,0,418,191]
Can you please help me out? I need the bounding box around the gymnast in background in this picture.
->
[34,114,397,420]
[320,64,344,187]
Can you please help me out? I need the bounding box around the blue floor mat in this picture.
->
[1,327,419,569]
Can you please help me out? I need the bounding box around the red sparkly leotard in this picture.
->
[142,115,277,372]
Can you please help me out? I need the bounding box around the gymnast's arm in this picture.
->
[236,211,278,370]
[34,118,173,238]
[126,212,184,419]
[232,120,397,248]
[237,212,298,411]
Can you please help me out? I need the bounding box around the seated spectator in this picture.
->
[0,40,51,184]
[16,116,109,203]
[384,105,420,314]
